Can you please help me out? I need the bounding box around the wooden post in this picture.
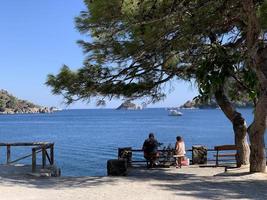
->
[42,145,46,168]
[32,148,36,172]
[216,150,219,167]
[118,147,132,167]
[6,145,11,164]
[50,144,54,165]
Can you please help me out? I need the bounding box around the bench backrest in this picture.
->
[214,145,238,151]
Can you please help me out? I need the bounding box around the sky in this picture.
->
[0,0,198,109]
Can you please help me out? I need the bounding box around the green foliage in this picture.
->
[46,0,259,106]
[196,45,234,98]
[0,99,5,109]
[0,90,41,112]
[6,96,16,108]
[258,0,267,29]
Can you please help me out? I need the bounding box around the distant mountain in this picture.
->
[116,100,142,110]
[180,98,253,109]
[0,89,57,114]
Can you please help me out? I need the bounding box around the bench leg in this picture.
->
[216,150,219,167]
[145,158,151,168]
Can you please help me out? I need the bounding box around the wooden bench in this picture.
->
[214,145,238,167]
[124,149,175,168]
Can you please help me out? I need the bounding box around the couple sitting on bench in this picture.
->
[143,133,187,168]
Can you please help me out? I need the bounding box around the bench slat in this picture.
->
[214,145,238,167]
[213,154,236,157]
[216,159,236,161]
[214,145,237,151]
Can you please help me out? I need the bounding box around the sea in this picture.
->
[0,108,257,176]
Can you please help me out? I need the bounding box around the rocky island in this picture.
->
[116,100,142,110]
[0,89,59,114]
[180,98,253,109]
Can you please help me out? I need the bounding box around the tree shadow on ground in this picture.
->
[0,175,119,189]
[0,164,266,200]
[0,164,117,189]
[154,176,267,199]
[127,166,267,200]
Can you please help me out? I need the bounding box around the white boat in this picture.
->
[168,109,183,116]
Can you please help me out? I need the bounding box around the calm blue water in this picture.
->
[0,108,255,176]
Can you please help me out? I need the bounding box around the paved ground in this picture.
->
[0,165,266,200]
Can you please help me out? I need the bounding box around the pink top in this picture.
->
[175,141,186,156]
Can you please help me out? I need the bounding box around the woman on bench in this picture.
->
[174,136,186,168]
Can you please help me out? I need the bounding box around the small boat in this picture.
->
[168,109,183,116]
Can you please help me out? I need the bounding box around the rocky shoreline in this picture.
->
[0,89,60,115]
[180,98,253,109]
[0,107,59,115]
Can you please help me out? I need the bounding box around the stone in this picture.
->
[192,145,207,164]
[107,159,127,176]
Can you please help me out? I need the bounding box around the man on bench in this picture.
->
[142,133,159,168]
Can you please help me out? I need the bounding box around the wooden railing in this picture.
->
[126,147,267,164]
[119,148,220,165]
[119,148,178,165]
[0,142,55,172]
[119,146,267,168]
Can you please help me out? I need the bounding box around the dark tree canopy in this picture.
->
[47,0,261,105]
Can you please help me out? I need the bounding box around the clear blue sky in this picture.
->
[0,0,198,109]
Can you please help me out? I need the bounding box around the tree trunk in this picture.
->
[247,47,267,172]
[215,88,250,166]
[242,0,267,172]
[248,124,266,172]
[233,114,250,166]
[248,94,267,172]
[248,80,267,172]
